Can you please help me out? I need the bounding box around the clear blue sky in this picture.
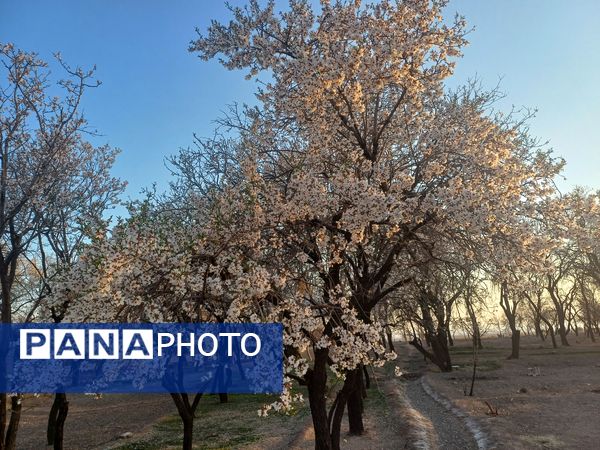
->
[2,0,599,210]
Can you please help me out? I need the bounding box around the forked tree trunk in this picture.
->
[540,317,557,349]
[547,282,570,347]
[170,393,202,450]
[500,283,521,360]
[410,332,452,372]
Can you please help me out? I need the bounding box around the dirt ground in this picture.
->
[427,335,600,450]
[12,372,407,449]
[12,335,600,449]
[15,394,175,449]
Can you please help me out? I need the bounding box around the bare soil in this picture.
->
[426,335,600,450]
[15,394,174,449]
[13,335,599,449]
[11,373,407,449]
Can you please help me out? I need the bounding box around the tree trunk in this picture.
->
[410,333,452,372]
[329,392,346,450]
[465,294,483,350]
[509,329,520,359]
[548,285,570,346]
[53,396,68,450]
[362,365,370,389]
[445,305,454,347]
[169,393,202,450]
[47,393,69,449]
[346,368,364,435]
[431,330,452,371]
[540,317,557,349]
[182,415,193,450]
[0,387,6,450]
[4,396,21,450]
[307,348,332,450]
[533,313,543,340]
[557,313,570,346]
[447,327,454,347]
[500,283,520,360]
[385,328,395,352]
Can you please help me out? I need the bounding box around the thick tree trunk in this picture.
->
[307,348,332,450]
[53,396,68,450]
[500,283,520,360]
[346,368,364,435]
[410,333,452,372]
[3,396,21,450]
[431,331,452,371]
[47,393,69,449]
[557,314,570,346]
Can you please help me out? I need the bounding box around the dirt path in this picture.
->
[399,343,479,450]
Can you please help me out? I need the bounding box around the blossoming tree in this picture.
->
[0,43,123,450]
[189,2,563,448]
